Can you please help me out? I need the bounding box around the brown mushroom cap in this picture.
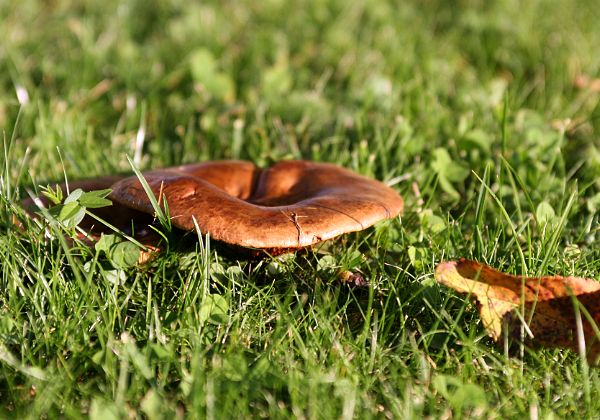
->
[110,160,403,249]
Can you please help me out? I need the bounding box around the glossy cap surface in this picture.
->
[110,160,403,249]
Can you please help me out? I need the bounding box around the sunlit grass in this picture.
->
[1,0,600,417]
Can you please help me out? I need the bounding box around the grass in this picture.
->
[1,0,600,417]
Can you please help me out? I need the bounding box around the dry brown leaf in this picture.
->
[435,259,600,362]
[137,245,160,265]
[574,74,600,93]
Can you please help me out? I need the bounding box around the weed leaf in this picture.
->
[431,148,469,199]
[199,294,229,325]
[79,189,112,208]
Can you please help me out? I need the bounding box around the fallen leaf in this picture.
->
[138,245,160,265]
[435,259,600,362]
[574,74,600,93]
[337,270,368,288]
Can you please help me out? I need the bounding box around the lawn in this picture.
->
[1,0,600,417]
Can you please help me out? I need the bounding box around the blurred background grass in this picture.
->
[2,0,599,185]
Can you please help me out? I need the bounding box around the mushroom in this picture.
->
[21,160,403,255]
[109,160,403,252]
